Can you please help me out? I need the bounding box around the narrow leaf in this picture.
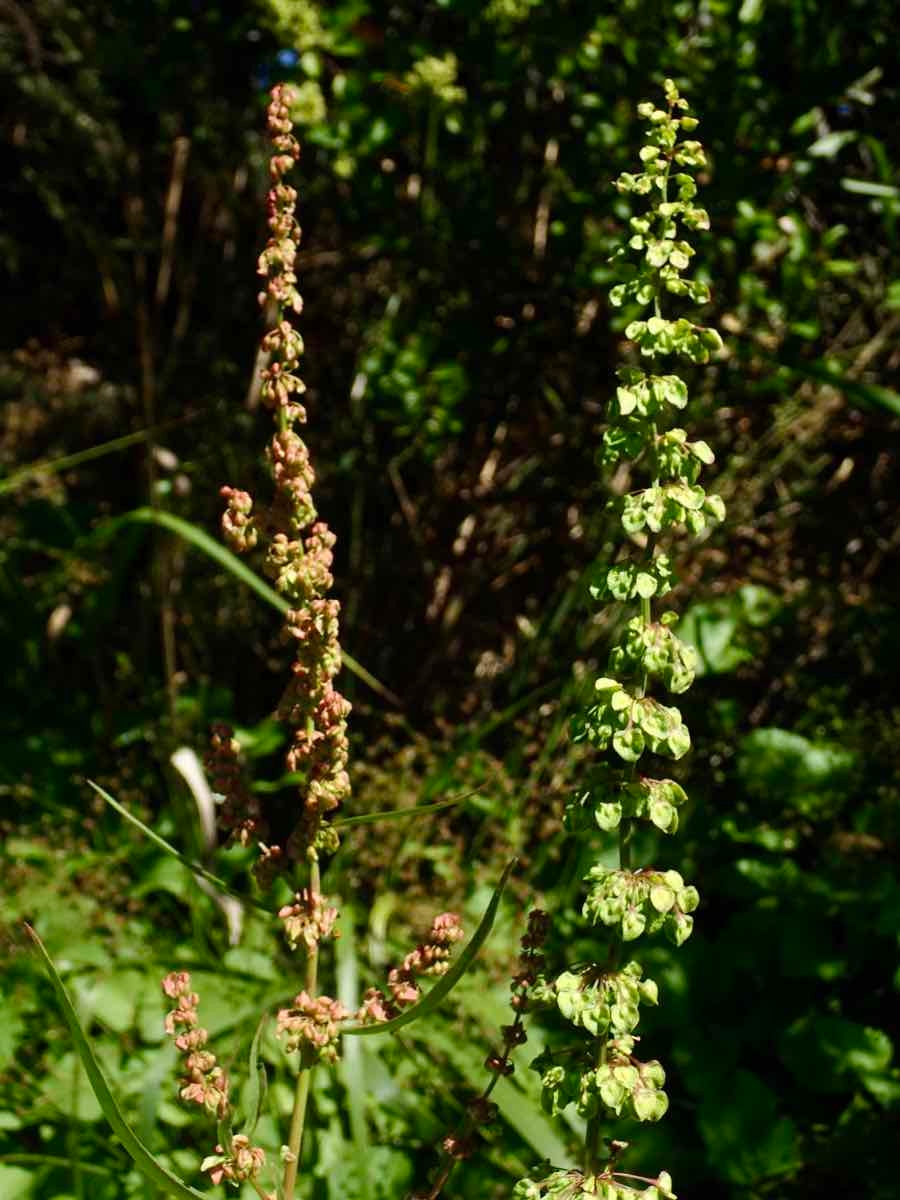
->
[332,791,475,830]
[0,423,188,496]
[840,178,899,198]
[0,1154,112,1178]
[216,1114,234,1158]
[25,925,210,1200]
[87,781,271,916]
[344,859,516,1037]
[336,906,373,1200]
[782,357,900,416]
[99,508,401,706]
[240,1013,269,1138]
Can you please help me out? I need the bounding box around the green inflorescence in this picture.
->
[517,78,725,1200]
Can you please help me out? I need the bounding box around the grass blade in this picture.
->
[332,790,476,830]
[87,780,271,916]
[0,1155,112,1177]
[0,425,186,496]
[240,1013,269,1138]
[780,356,900,416]
[25,925,211,1200]
[344,859,516,1038]
[99,508,401,706]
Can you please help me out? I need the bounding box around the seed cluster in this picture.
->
[517,80,724,1200]
[359,911,465,1024]
[218,84,350,876]
[161,972,268,1188]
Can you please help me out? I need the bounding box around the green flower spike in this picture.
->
[519,79,724,1199]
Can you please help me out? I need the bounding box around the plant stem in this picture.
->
[282,855,322,1200]
[423,100,439,223]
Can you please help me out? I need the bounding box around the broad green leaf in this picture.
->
[344,859,515,1037]
[79,970,145,1035]
[780,1015,894,1093]
[679,585,782,675]
[736,729,856,818]
[26,925,211,1200]
[698,1070,800,1185]
[42,1052,104,1123]
[0,1166,32,1199]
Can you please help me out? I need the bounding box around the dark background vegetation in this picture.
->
[1,1,899,1198]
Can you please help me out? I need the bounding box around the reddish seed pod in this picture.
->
[470,1097,499,1126]
[441,1134,474,1160]
[485,1053,514,1076]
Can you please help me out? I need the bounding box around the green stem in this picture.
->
[423,101,440,223]
[282,855,322,1200]
[584,1021,611,1173]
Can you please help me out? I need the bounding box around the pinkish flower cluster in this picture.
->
[201,1136,267,1188]
[276,991,349,1064]
[161,971,230,1119]
[220,487,258,553]
[278,888,339,951]
[268,429,315,531]
[217,83,351,878]
[359,912,465,1024]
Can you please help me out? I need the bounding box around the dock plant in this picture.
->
[25,77,727,1200]
[514,81,724,1200]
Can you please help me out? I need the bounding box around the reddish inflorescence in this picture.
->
[216,84,351,879]
[204,722,265,848]
[161,971,230,1119]
[276,991,350,1064]
[359,911,465,1025]
[278,887,340,951]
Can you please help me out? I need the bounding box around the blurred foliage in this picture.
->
[1,0,899,1198]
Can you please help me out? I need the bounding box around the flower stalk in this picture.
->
[160,85,467,1200]
[220,83,351,882]
[414,908,549,1200]
[282,856,322,1200]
